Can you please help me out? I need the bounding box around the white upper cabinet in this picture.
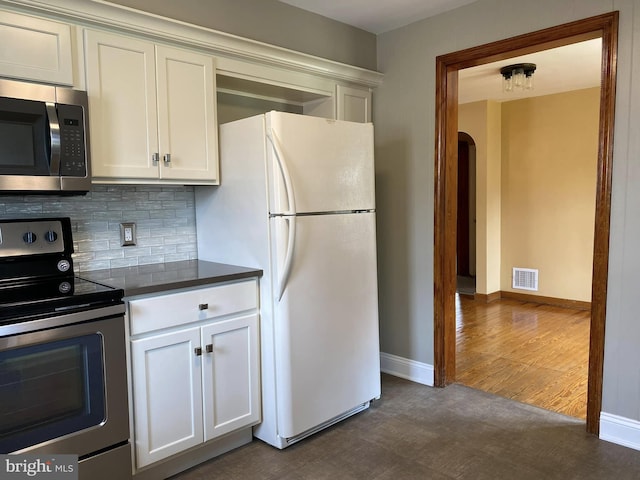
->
[84,29,219,184]
[85,31,157,180]
[0,10,73,85]
[156,46,218,182]
[336,84,372,123]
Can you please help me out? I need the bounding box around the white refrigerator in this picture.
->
[195,111,381,449]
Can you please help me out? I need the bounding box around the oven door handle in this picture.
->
[46,102,61,176]
[0,303,125,336]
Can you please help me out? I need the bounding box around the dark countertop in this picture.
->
[79,260,263,297]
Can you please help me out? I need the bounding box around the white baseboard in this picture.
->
[600,412,640,451]
[380,352,434,386]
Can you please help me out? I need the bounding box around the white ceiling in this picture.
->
[459,39,603,104]
[279,0,479,34]
[279,1,603,102]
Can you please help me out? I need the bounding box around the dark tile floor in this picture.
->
[171,374,640,479]
[456,275,476,295]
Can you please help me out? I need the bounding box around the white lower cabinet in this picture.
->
[201,314,260,440]
[128,280,260,470]
[131,326,203,467]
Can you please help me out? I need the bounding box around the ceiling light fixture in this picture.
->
[500,63,536,92]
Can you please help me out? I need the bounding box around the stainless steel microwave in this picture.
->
[0,79,91,194]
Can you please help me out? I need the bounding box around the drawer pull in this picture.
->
[205,344,213,354]
[194,347,202,356]
[198,303,209,311]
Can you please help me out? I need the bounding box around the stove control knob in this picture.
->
[57,259,71,272]
[59,281,72,294]
[45,230,58,243]
[23,231,37,244]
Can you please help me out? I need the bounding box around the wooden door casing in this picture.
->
[433,12,618,435]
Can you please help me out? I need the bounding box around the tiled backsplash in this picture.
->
[0,185,198,272]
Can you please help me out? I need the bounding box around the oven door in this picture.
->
[0,309,129,458]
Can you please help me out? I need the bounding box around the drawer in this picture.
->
[129,280,257,335]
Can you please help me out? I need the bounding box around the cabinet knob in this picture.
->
[194,347,202,356]
[198,303,209,311]
[164,153,171,165]
[205,344,213,353]
[152,152,159,165]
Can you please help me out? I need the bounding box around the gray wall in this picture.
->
[106,0,377,70]
[217,92,302,124]
[375,0,640,421]
[0,186,197,272]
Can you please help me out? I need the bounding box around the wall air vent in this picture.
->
[512,267,538,291]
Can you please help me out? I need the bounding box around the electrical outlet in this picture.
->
[120,222,136,246]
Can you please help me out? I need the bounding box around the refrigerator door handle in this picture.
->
[267,131,297,215]
[277,215,296,301]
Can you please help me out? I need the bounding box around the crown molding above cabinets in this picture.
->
[0,0,383,88]
[0,0,381,185]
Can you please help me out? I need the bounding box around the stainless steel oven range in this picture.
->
[0,217,132,480]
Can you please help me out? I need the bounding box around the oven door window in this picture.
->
[0,333,106,453]
[0,97,50,176]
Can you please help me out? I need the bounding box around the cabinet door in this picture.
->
[336,84,371,123]
[131,327,203,468]
[85,30,160,179]
[0,11,73,85]
[156,46,219,183]
[201,314,260,441]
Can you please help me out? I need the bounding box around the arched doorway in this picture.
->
[457,132,476,294]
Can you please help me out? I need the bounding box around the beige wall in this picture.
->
[459,88,599,302]
[501,88,599,301]
[486,101,502,295]
[458,100,502,295]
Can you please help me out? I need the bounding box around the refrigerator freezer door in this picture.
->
[266,112,375,215]
[270,211,381,439]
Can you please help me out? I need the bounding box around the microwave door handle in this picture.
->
[46,102,61,175]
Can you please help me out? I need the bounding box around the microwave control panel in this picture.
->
[57,104,87,177]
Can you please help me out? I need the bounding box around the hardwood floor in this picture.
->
[455,294,590,419]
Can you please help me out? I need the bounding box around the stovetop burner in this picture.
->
[0,217,123,325]
[0,276,123,324]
